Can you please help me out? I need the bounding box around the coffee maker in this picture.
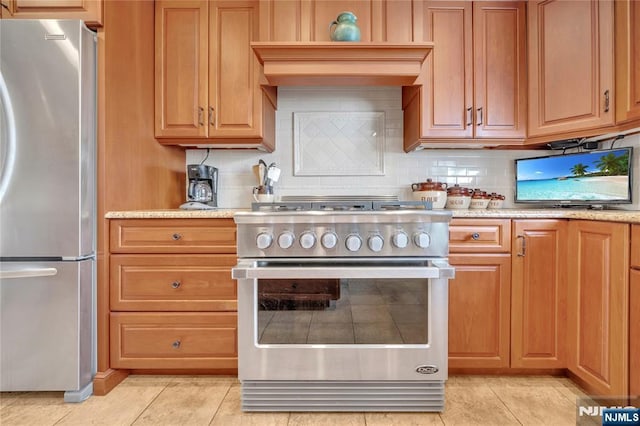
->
[186,164,218,207]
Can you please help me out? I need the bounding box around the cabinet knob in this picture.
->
[171,281,181,289]
[604,90,610,113]
[471,232,480,240]
[209,107,215,126]
[172,340,181,349]
[172,233,182,241]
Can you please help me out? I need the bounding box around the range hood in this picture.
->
[251,42,433,86]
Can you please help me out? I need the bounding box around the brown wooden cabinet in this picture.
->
[258,0,412,42]
[527,0,614,139]
[154,0,275,150]
[567,220,629,397]
[108,218,238,371]
[448,219,511,369]
[403,1,526,150]
[615,0,640,126]
[630,225,640,399]
[1,0,102,28]
[511,220,567,369]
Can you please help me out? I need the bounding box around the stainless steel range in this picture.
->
[232,196,454,412]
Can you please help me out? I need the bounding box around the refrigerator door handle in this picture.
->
[0,267,58,279]
[0,72,17,204]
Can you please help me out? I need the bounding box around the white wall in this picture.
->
[187,86,640,210]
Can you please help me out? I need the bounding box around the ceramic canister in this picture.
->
[411,178,447,209]
[469,189,491,209]
[445,184,471,209]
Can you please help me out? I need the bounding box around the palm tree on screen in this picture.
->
[570,163,588,177]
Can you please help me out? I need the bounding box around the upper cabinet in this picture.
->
[155,0,275,151]
[615,0,640,126]
[259,0,412,42]
[527,0,614,139]
[403,1,526,151]
[0,0,103,28]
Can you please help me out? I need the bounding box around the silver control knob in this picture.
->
[299,232,316,249]
[256,232,273,250]
[321,232,338,249]
[277,232,295,249]
[368,235,384,252]
[414,232,431,248]
[392,232,409,248]
[345,235,362,252]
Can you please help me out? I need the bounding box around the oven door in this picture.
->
[232,258,454,382]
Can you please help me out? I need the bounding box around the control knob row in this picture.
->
[257,231,431,251]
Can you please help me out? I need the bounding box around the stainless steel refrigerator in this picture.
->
[0,20,97,402]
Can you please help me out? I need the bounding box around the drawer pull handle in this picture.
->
[171,281,181,289]
[471,233,480,240]
[172,233,182,241]
[172,340,181,349]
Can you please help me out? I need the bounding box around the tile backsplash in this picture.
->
[187,86,640,210]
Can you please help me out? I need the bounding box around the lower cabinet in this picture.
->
[567,220,629,397]
[449,219,567,371]
[629,225,639,398]
[108,219,238,371]
[631,268,640,398]
[511,220,567,368]
[448,253,511,368]
[448,219,511,368]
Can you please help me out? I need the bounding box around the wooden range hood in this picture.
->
[251,42,433,86]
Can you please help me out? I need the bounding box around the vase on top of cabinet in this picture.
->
[329,11,360,41]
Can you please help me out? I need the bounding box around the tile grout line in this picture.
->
[128,381,170,426]
[208,383,233,426]
[486,382,525,426]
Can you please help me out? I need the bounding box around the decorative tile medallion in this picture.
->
[293,111,385,176]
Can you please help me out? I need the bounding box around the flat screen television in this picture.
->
[515,147,633,206]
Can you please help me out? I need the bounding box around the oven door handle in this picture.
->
[232,260,455,280]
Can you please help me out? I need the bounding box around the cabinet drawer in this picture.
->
[632,225,640,268]
[110,219,236,253]
[110,312,237,369]
[449,219,511,253]
[110,255,237,311]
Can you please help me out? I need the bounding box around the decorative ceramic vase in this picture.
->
[329,11,361,41]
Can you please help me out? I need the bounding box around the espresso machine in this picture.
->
[182,164,218,209]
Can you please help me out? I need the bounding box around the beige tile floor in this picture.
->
[0,375,591,426]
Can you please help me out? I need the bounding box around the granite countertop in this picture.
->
[105,208,640,224]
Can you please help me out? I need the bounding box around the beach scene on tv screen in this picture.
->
[516,149,631,201]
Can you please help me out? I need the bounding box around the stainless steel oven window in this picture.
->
[256,277,429,345]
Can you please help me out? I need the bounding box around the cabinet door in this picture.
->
[473,1,526,139]
[631,268,640,398]
[209,0,262,138]
[615,0,640,125]
[415,1,472,139]
[155,0,209,138]
[528,0,614,137]
[511,220,567,368]
[567,221,629,397]
[3,0,103,28]
[448,254,511,369]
